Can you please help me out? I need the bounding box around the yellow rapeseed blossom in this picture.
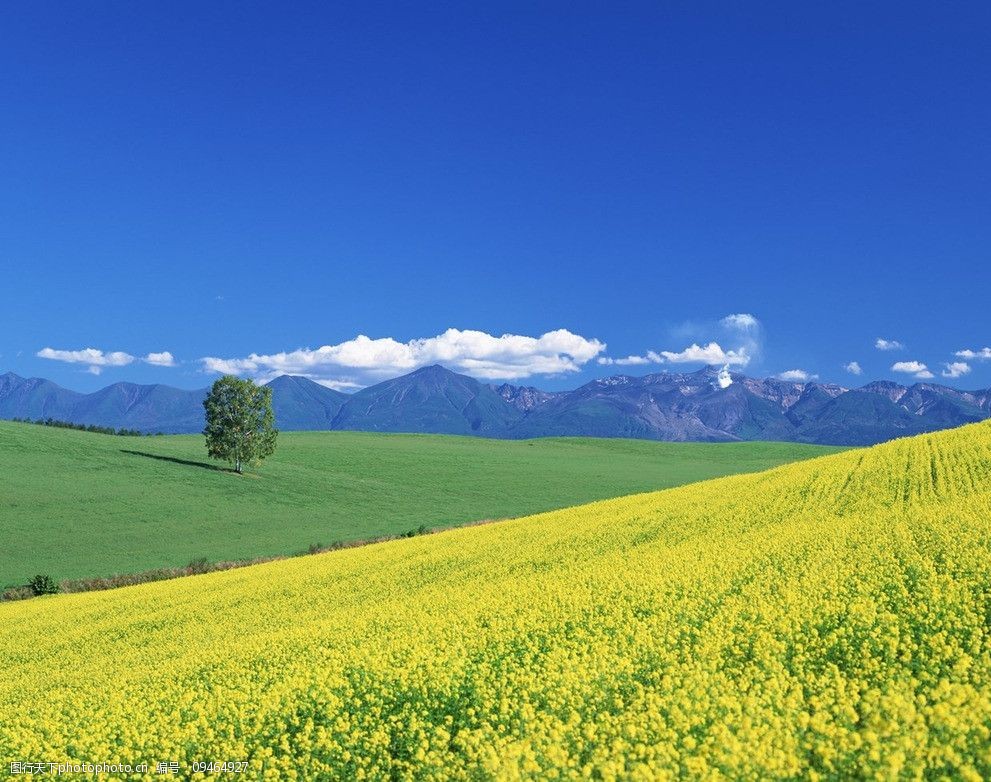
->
[2,421,991,779]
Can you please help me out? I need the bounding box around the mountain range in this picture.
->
[2,366,990,446]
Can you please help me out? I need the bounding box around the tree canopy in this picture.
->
[203,375,278,473]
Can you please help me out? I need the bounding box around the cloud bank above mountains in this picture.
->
[201,329,606,386]
[29,317,987,389]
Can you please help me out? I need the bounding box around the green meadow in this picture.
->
[0,420,842,585]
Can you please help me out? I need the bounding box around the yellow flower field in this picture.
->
[3,421,991,780]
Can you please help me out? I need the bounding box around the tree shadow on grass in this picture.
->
[119,449,233,473]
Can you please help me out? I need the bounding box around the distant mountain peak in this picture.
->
[593,375,634,386]
[268,374,317,387]
[495,382,558,412]
[410,363,456,377]
[860,380,909,403]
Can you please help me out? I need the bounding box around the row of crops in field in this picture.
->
[2,422,991,779]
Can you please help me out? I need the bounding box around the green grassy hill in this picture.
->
[0,420,839,585]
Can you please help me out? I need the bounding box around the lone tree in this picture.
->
[203,375,278,474]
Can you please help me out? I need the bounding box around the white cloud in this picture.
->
[875,338,905,351]
[891,360,926,373]
[778,369,817,382]
[597,341,749,369]
[599,313,760,371]
[844,361,863,376]
[202,328,606,384]
[891,360,933,380]
[597,355,653,366]
[955,347,991,361]
[310,377,365,391]
[941,361,971,379]
[597,344,749,369]
[37,346,178,373]
[144,351,177,367]
[659,342,750,366]
[721,313,759,331]
[716,365,733,388]
[37,347,135,375]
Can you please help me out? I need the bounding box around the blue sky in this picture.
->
[2,2,989,392]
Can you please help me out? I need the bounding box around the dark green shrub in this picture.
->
[29,574,59,595]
